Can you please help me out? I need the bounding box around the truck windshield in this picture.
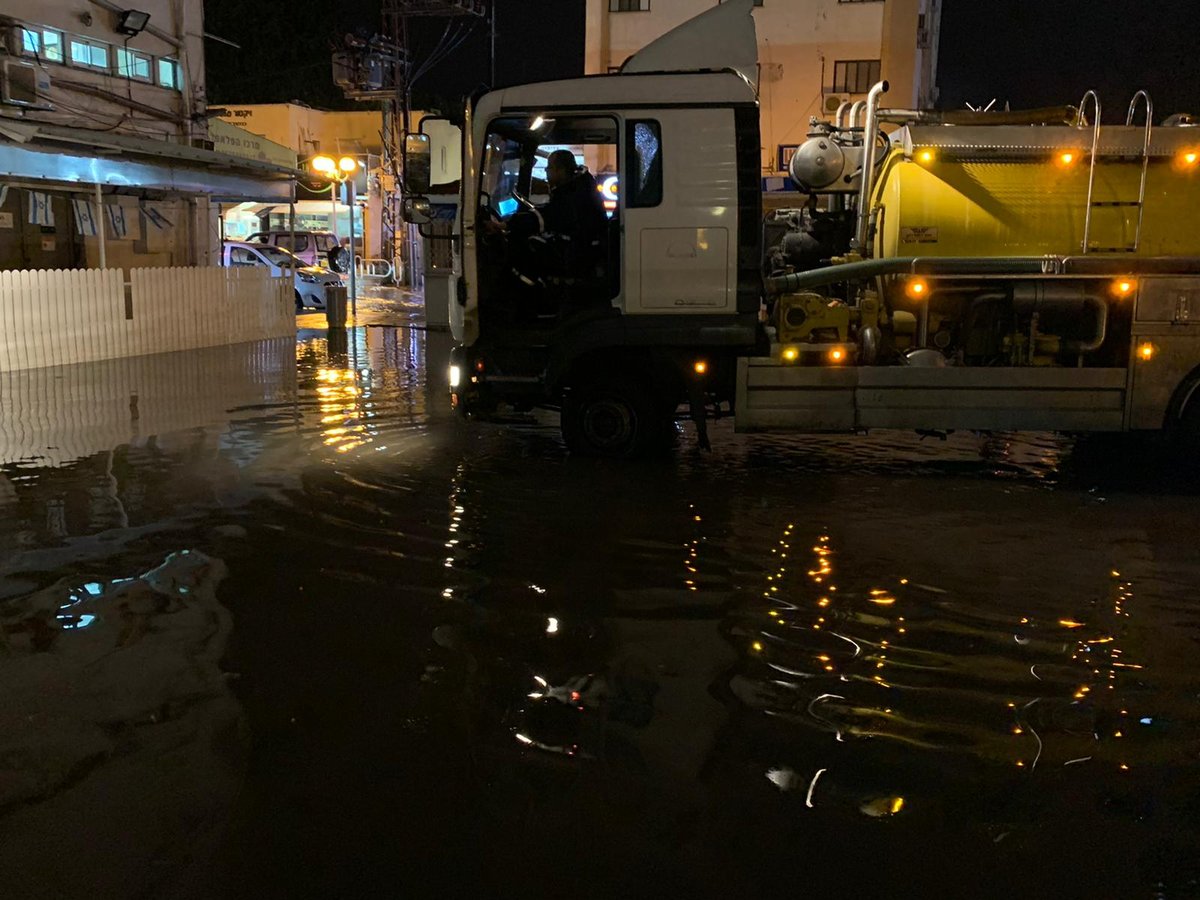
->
[481,116,619,217]
[481,133,524,217]
[476,114,621,325]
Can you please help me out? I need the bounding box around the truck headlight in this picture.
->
[449,365,462,388]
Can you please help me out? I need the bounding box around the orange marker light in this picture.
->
[1182,151,1199,167]
[694,360,708,375]
[1058,151,1078,167]
[905,278,929,299]
[1111,278,1137,297]
[917,150,934,164]
[782,346,799,362]
[1138,342,1156,362]
[829,348,846,363]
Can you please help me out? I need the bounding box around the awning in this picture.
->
[0,120,298,203]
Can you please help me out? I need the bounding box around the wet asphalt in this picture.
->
[2,306,1199,899]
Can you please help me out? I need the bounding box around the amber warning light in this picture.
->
[905,278,929,299]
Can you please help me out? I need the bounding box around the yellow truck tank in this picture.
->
[875,125,1200,259]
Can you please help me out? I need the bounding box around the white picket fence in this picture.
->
[0,267,293,374]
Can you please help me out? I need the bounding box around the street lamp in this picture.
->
[312,154,360,318]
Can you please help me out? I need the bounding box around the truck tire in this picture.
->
[561,378,664,458]
[1176,391,1200,459]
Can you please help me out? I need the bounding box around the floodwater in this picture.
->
[2,318,1200,899]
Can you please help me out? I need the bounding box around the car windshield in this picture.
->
[257,245,303,267]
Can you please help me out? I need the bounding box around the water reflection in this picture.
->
[726,522,1167,782]
[2,321,1199,896]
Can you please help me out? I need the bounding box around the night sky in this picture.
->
[203,0,586,113]
[938,0,1199,120]
[204,0,1197,121]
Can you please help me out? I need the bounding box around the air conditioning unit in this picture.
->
[1,58,52,109]
[824,93,852,115]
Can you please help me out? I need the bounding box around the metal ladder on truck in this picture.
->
[1076,90,1154,253]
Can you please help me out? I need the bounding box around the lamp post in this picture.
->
[312,154,361,319]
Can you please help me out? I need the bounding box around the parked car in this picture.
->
[223,241,344,310]
[247,231,349,271]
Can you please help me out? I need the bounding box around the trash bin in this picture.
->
[325,285,348,328]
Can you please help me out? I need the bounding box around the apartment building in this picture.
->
[0,2,293,270]
[585,0,941,179]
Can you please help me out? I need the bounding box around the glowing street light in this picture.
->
[311,155,362,317]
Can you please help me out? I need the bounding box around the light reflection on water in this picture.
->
[1,324,1199,895]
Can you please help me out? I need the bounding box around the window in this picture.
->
[158,58,181,90]
[832,59,881,94]
[627,121,662,208]
[610,0,649,10]
[276,234,310,253]
[256,245,300,267]
[778,145,800,173]
[69,36,109,70]
[479,115,620,303]
[21,27,64,63]
[116,48,152,81]
[229,247,260,266]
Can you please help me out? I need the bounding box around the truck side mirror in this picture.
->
[404,133,432,196]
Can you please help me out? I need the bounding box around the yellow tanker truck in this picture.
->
[746,83,1200,443]
[406,0,1200,457]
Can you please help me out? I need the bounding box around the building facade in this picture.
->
[215,104,436,265]
[585,0,941,178]
[0,2,293,271]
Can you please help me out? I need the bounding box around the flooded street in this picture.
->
[3,317,1200,899]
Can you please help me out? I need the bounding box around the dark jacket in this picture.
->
[541,170,609,247]
[507,170,610,283]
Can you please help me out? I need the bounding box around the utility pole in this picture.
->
[334,1,487,286]
[381,1,487,284]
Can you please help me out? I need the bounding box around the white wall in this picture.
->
[0,267,293,374]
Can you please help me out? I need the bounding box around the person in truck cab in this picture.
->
[488,149,610,298]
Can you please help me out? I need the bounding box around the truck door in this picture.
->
[621,108,739,315]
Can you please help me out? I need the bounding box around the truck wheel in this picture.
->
[561,378,663,458]
[1176,392,1200,459]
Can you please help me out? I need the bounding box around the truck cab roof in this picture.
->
[484,70,757,116]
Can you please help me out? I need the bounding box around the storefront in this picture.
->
[0,120,296,271]
[220,198,367,252]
